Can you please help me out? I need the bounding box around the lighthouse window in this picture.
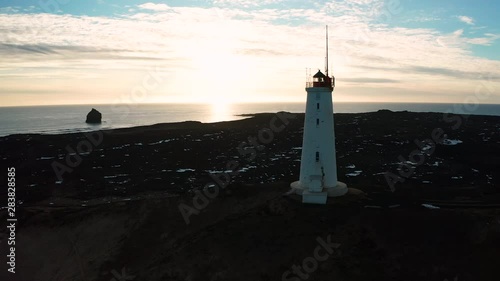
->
[316,103,319,110]
[316,118,319,126]
[315,152,320,162]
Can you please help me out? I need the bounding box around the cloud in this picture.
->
[342,77,399,83]
[408,66,500,80]
[236,48,285,56]
[212,0,284,8]
[0,43,57,54]
[465,33,500,46]
[354,64,500,81]
[0,6,20,13]
[0,43,173,61]
[0,1,499,105]
[137,3,171,11]
[405,16,440,23]
[437,28,500,47]
[458,15,474,25]
[453,29,464,37]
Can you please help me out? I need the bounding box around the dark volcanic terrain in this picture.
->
[1,110,500,281]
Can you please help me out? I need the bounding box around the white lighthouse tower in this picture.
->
[291,26,348,204]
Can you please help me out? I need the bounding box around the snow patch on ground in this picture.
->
[104,174,129,179]
[148,139,173,145]
[422,144,433,151]
[112,144,131,150]
[177,168,195,173]
[442,139,463,145]
[346,170,362,177]
[422,204,440,209]
[37,156,55,160]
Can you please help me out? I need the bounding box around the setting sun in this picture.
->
[189,47,254,104]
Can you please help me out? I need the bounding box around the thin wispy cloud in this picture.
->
[458,15,474,25]
[213,0,285,8]
[0,0,499,106]
[138,3,171,11]
[343,77,399,84]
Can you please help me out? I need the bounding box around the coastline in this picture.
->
[2,102,500,137]
[1,110,499,205]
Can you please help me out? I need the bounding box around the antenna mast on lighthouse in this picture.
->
[325,25,329,77]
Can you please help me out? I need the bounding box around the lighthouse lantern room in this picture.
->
[290,26,348,204]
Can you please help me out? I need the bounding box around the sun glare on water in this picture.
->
[209,101,233,122]
[188,47,253,122]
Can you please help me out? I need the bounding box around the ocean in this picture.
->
[0,102,499,137]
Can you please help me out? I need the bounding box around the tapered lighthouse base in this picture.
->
[290,181,348,204]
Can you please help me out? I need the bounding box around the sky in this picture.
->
[0,0,499,106]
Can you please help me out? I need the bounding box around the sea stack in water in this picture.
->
[86,108,102,124]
